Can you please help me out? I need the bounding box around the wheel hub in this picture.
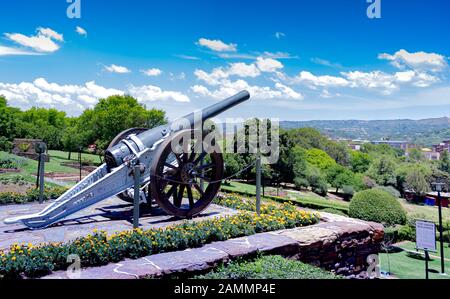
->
[180,163,196,183]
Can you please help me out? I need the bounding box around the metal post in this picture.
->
[425,250,430,279]
[39,152,45,204]
[437,191,445,274]
[78,150,82,182]
[256,156,261,216]
[133,164,141,229]
[36,153,41,189]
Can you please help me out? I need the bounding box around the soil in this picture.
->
[0,183,33,194]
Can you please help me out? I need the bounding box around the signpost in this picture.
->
[34,142,47,204]
[416,220,437,279]
[432,182,446,274]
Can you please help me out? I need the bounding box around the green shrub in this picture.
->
[312,181,328,196]
[342,185,355,200]
[0,186,67,205]
[398,224,415,241]
[0,175,28,186]
[374,186,401,198]
[0,137,13,152]
[196,255,340,279]
[349,189,407,225]
[0,153,28,169]
[321,208,348,217]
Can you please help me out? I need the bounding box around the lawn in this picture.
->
[379,241,450,279]
[400,198,450,224]
[48,150,103,165]
[221,181,349,212]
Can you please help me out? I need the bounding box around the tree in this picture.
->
[61,118,86,160]
[291,146,309,189]
[325,164,356,193]
[305,148,336,171]
[395,163,432,195]
[305,166,328,196]
[0,96,20,139]
[405,168,430,196]
[407,148,424,162]
[325,141,351,166]
[367,156,397,186]
[350,151,372,173]
[78,95,167,150]
[439,150,450,173]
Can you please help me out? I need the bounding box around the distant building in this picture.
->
[433,140,450,153]
[421,148,440,161]
[371,140,409,150]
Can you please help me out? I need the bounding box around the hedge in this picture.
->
[196,255,341,279]
[0,187,68,205]
[0,194,319,279]
[349,189,407,226]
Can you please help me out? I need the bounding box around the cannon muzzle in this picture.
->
[105,90,250,168]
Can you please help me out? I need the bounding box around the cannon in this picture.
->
[4,90,251,229]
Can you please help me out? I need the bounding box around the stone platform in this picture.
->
[43,218,384,279]
[0,197,237,250]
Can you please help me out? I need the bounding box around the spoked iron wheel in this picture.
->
[107,128,149,204]
[150,129,224,218]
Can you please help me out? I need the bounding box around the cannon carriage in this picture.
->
[4,91,251,229]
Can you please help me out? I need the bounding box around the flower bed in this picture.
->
[0,194,319,279]
[0,186,68,205]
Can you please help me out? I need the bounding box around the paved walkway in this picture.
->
[0,197,237,250]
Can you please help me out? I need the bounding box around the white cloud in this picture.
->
[379,49,447,72]
[37,27,64,41]
[0,78,191,115]
[0,45,41,56]
[294,71,349,88]
[191,79,302,101]
[275,32,286,39]
[104,64,131,74]
[128,85,190,102]
[4,27,63,53]
[311,57,343,68]
[228,62,261,77]
[175,54,200,60]
[256,57,284,73]
[75,26,87,37]
[141,68,162,77]
[0,78,124,114]
[197,38,237,52]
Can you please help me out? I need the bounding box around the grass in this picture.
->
[48,150,103,165]
[221,181,349,213]
[195,255,340,279]
[379,241,450,279]
[400,198,450,224]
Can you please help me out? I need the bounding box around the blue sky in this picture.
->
[0,0,449,121]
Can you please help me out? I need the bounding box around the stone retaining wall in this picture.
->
[44,216,384,279]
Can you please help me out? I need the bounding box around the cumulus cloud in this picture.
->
[378,49,447,72]
[76,26,87,37]
[191,79,302,101]
[256,57,284,73]
[104,64,131,74]
[0,78,191,115]
[197,38,237,52]
[141,68,162,77]
[128,85,190,102]
[0,78,124,114]
[293,71,349,88]
[0,45,41,56]
[4,27,64,53]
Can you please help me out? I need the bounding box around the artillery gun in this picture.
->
[4,91,251,229]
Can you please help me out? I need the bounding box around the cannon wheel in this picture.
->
[150,129,223,218]
[107,128,149,203]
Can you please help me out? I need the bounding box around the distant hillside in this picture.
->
[280,117,450,146]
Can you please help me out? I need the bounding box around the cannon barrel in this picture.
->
[104,90,250,168]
